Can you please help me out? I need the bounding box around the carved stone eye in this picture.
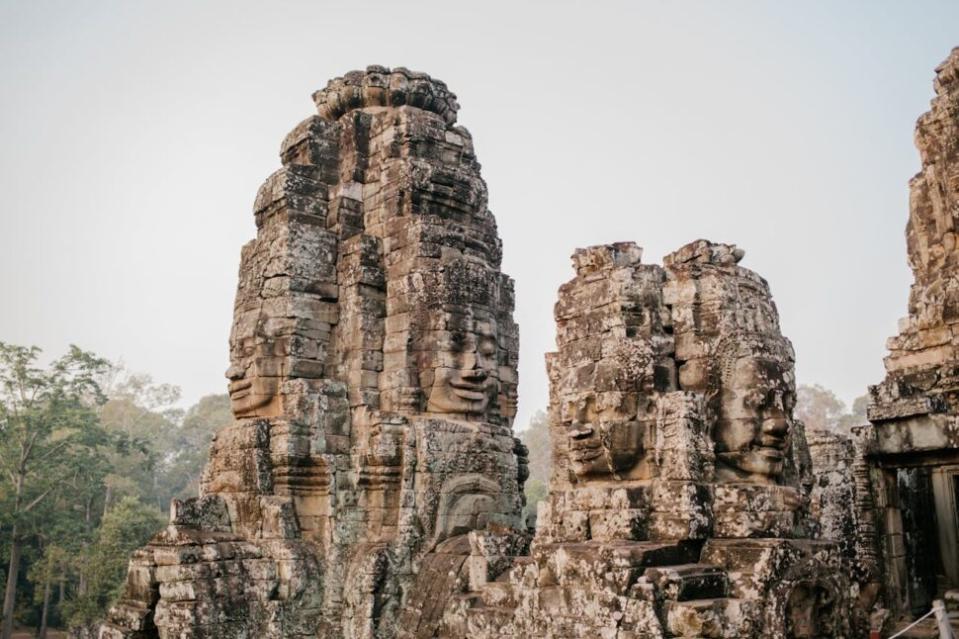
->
[238,338,256,358]
[478,336,497,357]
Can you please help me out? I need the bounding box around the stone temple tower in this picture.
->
[101,66,526,639]
[857,47,959,618]
[437,241,853,639]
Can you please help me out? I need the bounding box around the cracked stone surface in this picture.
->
[854,47,959,622]
[100,66,525,639]
[433,241,854,639]
[96,52,959,637]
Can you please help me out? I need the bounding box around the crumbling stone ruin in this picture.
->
[101,66,525,639]
[854,47,959,622]
[431,241,851,639]
[101,51,959,639]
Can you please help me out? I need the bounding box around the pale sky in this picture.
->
[2,0,958,430]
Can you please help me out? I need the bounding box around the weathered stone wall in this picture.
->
[873,48,959,415]
[438,241,855,639]
[857,47,959,621]
[101,67,526,639]
[92,53,959,637]
[806,432,857,560]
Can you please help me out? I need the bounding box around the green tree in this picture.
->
[97,371,229,512]
[166,394,231,500]
[97,367,182,512]
[796,384,870,436]
[0,343,111,639]
[17,480,90,635]
[28,544,68,638]
[64,497,163,629]
[795,384,847,434]
[518,410,551,524]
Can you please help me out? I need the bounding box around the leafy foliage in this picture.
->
[0,342,229,635]
[0,343,113,639]
[795,384,868,436]
[519,410,551,524]
[62,497,164,628]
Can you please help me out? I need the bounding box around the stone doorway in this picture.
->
[895,463,959,616]
[931,466,959,590]
[899,467,943,615]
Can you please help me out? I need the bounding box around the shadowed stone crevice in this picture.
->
[98,51,959,638]
[431,240,853,639]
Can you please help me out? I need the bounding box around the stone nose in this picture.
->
[225,364,244,380]
[459,352,487,379]
[762,415,788,438]
[460,368,487,382]
[460,351,479,369]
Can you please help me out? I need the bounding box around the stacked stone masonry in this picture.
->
[101,66,524,639]
[427,241,853,639]
[855,47,959,624]
[102,52,959,639]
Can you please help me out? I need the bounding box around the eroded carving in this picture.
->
[102,66,524,639]
[434,241,853,639]
[713,347,795,482]
[855,47,959,624]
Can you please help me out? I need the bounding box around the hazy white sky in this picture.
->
[2,0,957,430]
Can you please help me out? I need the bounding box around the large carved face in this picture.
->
[225,314,281,418]
[427,317,500,417]
[715,356,793,481]
[562,392,643,477]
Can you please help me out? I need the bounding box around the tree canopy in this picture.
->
[795,383,868,436]
[0,343,230,637]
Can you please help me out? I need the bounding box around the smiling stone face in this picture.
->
[225,308,284,419]
[225,341,281,418]
[715,355,795,482]
[427,318,500,416]
[562,392,644,477]
[662,240,803,490]
[541,244,674,489]
[399,257,517,425]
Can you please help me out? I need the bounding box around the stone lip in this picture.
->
[312,65,460,125]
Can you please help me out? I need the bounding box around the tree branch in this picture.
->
[21,484,56,514]
[33,439,74,465]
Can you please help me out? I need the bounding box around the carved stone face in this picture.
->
[427,319,500,416]
[225,323,281,418]
[785,581,835,639]
[563,393,643,477]
[715,356,793,482]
